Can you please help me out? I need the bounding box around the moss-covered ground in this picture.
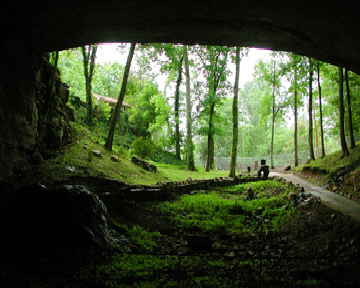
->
[70,180,359,288]
[11,126,360,287]
[296,143,360,175]
[21,123,228,186]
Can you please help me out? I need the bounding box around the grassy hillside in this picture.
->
[33,124,228,185]
[295,143,360,202]
[300,142,360,174]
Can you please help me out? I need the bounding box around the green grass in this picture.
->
[220,180,287,197]
[154,163,229,182]
[297,142,360,174]
[157,180,295,233]
[126,225,161,252]
[35,123,231,185]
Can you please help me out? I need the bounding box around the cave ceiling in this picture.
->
[4,1,360,73]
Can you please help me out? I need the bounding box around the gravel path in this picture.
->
[270,172,360,222]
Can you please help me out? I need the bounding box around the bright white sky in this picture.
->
[96,43,271,91]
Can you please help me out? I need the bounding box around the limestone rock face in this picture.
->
[0,56,74,178]
[0,184,114,266]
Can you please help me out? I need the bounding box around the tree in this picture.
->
[308,57,316,161]
[195,46,229,171]
[270,57,277,168]
[139,43,186,160]
[48,51,60,102]
[316,61,326,157]
[338,67,350,157]
[81,45,98,125]
[345,68,356,149]
[283,54,309,166]
[229,47,241,177]
[184,46,196,170]
[105,43,136,151]
[57,48,86,102]
[255,52,284,168]
[50,51,59,69]
[174,54,184,160]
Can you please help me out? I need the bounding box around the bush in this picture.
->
[131,137,157,159]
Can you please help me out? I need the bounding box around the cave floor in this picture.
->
[3,181,360,288]
[79,184,360,288]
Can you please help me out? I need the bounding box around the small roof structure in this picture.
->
[93,93,131,109]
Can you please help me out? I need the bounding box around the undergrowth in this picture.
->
[157,180,295,233]
[74,180,332,288]
[296,141,360,174]
[33,123,227,185]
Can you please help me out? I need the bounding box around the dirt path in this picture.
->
[270,171,360,222]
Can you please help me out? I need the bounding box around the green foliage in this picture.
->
[34,121,233,185]
[157,180,295,233]
[79,254,179,287]
[126,225,161,252]
[155,163,228,181]
[58,47,172,154]
[93,62,124,98]
[58,45,360,169]
[301,141,360,173]
[131,137,157,159]
[58,48,86,100]
[35,124,165,185]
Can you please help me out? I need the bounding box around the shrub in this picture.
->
[131,137,157,159]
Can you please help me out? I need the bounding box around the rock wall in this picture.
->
[0,54,73,179]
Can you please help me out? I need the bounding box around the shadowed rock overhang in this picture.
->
[5,1,359,73]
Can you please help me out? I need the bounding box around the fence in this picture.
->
[207,151,310,171]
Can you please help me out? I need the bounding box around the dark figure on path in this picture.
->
[257,159,269,179]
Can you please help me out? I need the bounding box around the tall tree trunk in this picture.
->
[51,51,59,69]
[48,51,60,98]
[81,45,98,126]
[308,58,315,161]
[294,70,299,167]
[270,61,276,169]
[229,47,241,177]
[345,68,356,149]
[55,51,59,69]
[315,111,319,156]
[183,46,196,170]
[316,62,326,157]
[206,101,216,171]
[205,52,218,172]
[338,67,350,157]
[174,56,184,160]
[105,43,136,151]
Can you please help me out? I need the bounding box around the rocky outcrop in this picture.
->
[131,156,157,173]
[0,55,74,179]
[63,175,265,202]
[0,183,114,268]
[327,164,360,202]
[35,59,74,151]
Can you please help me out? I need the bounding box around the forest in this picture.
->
[53,43,360,173]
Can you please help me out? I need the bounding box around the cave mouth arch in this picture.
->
[1,1,360,179]
[25,1,360,74]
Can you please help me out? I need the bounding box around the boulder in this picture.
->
[0,184,114,268]
[92,150,102,157]
[111,155,120,162]
[131,156,157,173]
